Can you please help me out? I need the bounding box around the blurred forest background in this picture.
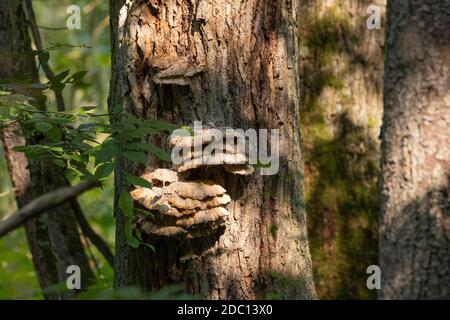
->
[0,0,386,299]
[0,0,113,299]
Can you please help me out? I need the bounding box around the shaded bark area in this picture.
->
[380,1,450,299]
[110,0,316,299]
[0,0,94,299]
[299,0,385,299]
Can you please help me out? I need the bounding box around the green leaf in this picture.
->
[118,191,133,218]
[78,167,95,181]
[135,208,153,217]
[38,51,50,65]
[125,221,140,249]
[65,167,81,181]
[47,116,72,125]
[127,175,152,188]
[12,146,32,153]
[35,121,53,133]
[67,70,88,84]
[93,140,119,165]
[126,143,171,162]
[77,122,97,132]
[54,69,71,82]
[50,82,65,92]
[52,159,66,168]
[0,93,34,107]
[47,146,64,153]
[125,127,159,138]
[81,106,97,112]
[141,243,155,252]
[95,162,115,179]
[44,126,62,141]
[143,145,171,162]
[123,151,147,164]
[112,104,124,113]
[141,119,180,133]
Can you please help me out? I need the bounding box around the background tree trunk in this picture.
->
[110,0,316,299]
[299,0,385,299]
[380,0,450,299]
[0,0,95,299]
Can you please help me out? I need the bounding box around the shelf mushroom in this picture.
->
[169,126,255,175]
[130,170,231,238]
[130,125,256,239]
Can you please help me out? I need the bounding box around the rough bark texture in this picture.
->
[380,1,450,299]
[110,0,316,299]
[0,0,94,299]
[299,0,385,298]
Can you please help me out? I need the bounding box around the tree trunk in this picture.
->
[0,0,95,299]
[299,0,385,299]
[380,0,450,299]
[110,0,316,299]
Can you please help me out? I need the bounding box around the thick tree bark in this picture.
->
[110,0,316,299]
[0,0,95,299]
[380,1,450,299]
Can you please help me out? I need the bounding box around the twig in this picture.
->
[0,188,17,198]
[70,199,115,267]
[46,43,91,50]
[80,226,101,275]
[0,180,100,238]
[23,21,68,31]
[24,0,115,268]
[10,108,120,118]
[24,0,66,112]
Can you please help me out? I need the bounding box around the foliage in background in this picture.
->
[0,78,178,265]
[34,0,111,112]
[0,0,112,299]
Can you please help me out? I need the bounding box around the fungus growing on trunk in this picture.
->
[130,125,255,239]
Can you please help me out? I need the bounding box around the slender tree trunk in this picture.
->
[110,0,316,299]
[380,1,450,299]
[0,0,95,299]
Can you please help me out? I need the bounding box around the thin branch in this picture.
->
[0,188,17,198]
[24,0,115,267]
[9,108,120,117]
[35,26,67,31]
[70,198,115,267]
[25,23,68,31]
[0,180,100,238]
[45,43,91,50]
[23,20,68,31]
[24,0,65,112]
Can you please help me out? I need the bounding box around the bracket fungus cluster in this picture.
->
[130,126,255,239]
[131,172,230,238]
[170,126,255,176]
